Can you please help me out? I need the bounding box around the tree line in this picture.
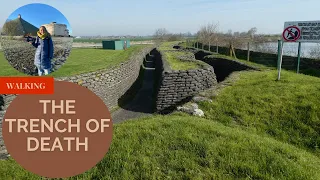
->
[153,23,281,48]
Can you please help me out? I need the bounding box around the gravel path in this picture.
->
[111,53,156,124]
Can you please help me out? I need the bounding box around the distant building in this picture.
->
[102,39,131,50]
[42,22,70,37]
[2,14,38,36]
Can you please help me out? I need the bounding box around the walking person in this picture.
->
[29,26,54,76]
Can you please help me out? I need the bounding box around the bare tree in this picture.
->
[153,28,169,42]
[233,32,240,38]
[248,27,258,39]
[197,22,219,50]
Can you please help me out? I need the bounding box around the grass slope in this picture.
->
[200,69,320,156]
[0,45,148,77]
[158,41,201,70]
[164,51,200,70]
[1,115,320,179]
[0,52,25,76]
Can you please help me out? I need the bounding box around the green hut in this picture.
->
[102,39,131,50]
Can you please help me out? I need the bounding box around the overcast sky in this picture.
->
[0,0,319,36]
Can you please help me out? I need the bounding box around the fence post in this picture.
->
[232,44,237,60]
[247,42,250,61]
[216,42,219,53]
[297,42,302,74]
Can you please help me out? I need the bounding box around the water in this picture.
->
[247,42,320,58]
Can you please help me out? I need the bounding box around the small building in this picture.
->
[42,22,69,37]
[102,39,131,50]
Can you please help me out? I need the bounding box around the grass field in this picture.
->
[1,114,320,179]
[73,37,155,43]
[164,51,201,70]
[0,45,149,77]
[158,41,202,70]
[1,42,320,179]
[200,70,320,156]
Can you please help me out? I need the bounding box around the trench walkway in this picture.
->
[111,52,156,124]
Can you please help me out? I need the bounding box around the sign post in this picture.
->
[280,20,320,79]
[277,40,284,80]
[297,42,302,73]
[277,40,282,70]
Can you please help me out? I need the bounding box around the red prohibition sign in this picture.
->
[282,26,301,42]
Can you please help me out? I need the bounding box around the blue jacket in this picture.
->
[32,36,54,69]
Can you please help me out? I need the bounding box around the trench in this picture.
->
[111,49,158,123]
[193,49,256,83]
[112,46,257,121]
[172,46,256,83]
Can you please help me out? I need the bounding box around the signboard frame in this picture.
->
[277,20,320,80]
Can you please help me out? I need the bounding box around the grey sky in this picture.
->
[0,0,319,36]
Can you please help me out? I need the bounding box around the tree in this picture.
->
[2,20,20,36]
[153,28,169,42]
[233,31,240,37]
[248,27,258,39]
[240,32,248,37]
[197,22,219,50]
[185,31,192,37]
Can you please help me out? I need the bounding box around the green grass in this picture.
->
[158,41,201,70]
[2,41,320,179]
[0,52,26,76]
[164,51,201,70]
[51,45,148,77]
[199,69,320,156]
[73,37,154,43]
[1,114,320,180]
[158,41,180,51]
[0,45,149,77]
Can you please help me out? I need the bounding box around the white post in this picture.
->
[277,41,285,81]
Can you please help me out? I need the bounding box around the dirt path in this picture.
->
[111,53,156,124]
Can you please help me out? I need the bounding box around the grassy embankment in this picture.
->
[0,45,149,77]
[1,113,320,179]
[0,41,320,179]
[192,44,320,156]
[158,41,202,70]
